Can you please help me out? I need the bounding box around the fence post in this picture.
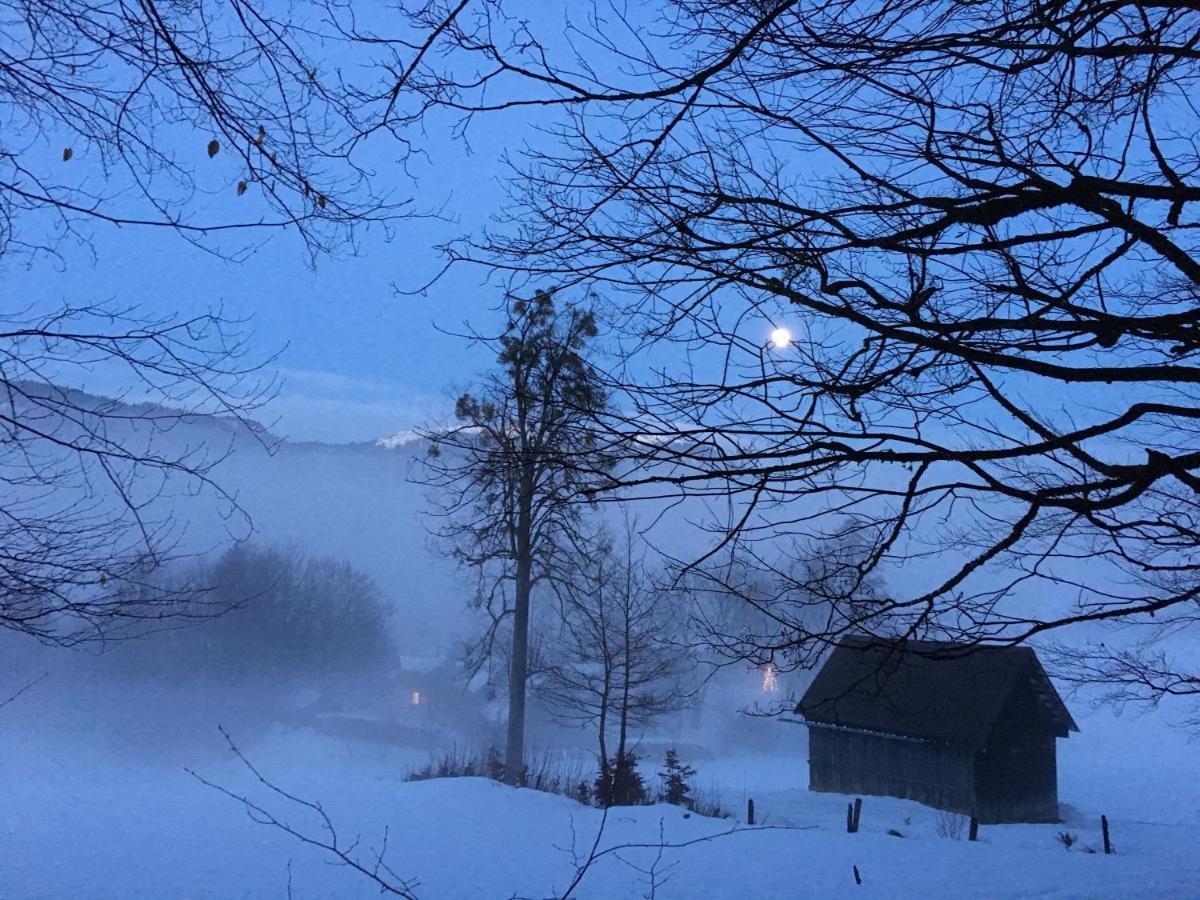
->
[853,865,862,885]
[853,797,863,832]
[1101,815,1112,854]
[847,801,855,833]
[968,815,979,842]
[747,798,756,825]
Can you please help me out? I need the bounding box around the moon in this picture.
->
[769,326,793,349]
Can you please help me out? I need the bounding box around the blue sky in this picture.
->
[5,105,528,443]
[6,133,790,443]
[0,3,795,445]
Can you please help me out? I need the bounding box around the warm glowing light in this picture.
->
[410,691,421,705]
[762,664,779,692]
[769,327,792,349]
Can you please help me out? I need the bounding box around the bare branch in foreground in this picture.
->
[527,804,814,900]
[187,727,420,899]
[0,671,48,713]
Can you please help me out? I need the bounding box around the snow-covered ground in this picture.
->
[3,695,1197,899]
[14,399,1194,896]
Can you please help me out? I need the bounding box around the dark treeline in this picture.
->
[112,544,394,683]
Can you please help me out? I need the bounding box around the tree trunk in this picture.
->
[616,554,635,762]
[504,467,535,785]
[598,672,611,784]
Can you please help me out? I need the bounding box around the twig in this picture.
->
[187,726,419,899]
[0,672,49,712]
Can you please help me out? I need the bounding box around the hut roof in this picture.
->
[795,636,1078,747]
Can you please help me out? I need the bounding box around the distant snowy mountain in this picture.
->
[375,430,425,449]
[4,383,462,653]
[5,384,744,657]
[183,430,463,653]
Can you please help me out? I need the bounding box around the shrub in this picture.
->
[524,752,591,797]
[686,782,730,819]
[405,747,482,781]
[934,811,968,840]
[405,747,591,805]
[573,780,592,805]
[485,746,505,781]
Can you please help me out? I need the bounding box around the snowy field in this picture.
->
[3,686,1198,900]
[2,403,1190,896]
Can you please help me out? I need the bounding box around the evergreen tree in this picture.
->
[594,751,646,807]
[659,749,696,807]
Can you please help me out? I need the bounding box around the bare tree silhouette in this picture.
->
[380,0,1200,706]
[0,0,430,261]
[418,289,613,781]
[0,307,273,645]
[0,1,456,644]
[537,521,691,800]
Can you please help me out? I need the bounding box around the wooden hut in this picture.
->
[795,637,1078,823]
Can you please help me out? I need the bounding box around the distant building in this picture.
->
[795,637,1078,823]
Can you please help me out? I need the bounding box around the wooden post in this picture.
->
[853,797,863,832]
[747,798,756,825]
[852,865,862,885]
[968,815,979,842]
[847,801,855,833]
[1101,815,1112,854]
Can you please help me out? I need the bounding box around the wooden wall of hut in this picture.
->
[808,727,975,814]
